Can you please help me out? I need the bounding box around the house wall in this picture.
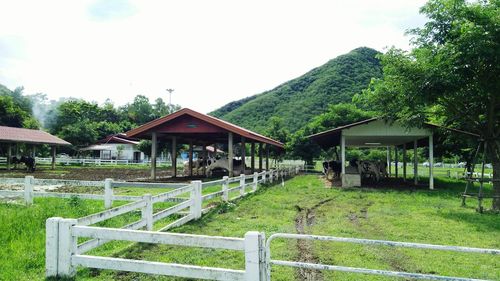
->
[99,144,144,161]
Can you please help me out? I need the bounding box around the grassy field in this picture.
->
[1,175,499,280]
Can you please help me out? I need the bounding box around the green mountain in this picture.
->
[210,47,382,133]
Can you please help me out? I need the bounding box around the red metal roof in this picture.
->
[125,108,284,148]
[0,126,71,146]
[97,134,140,145]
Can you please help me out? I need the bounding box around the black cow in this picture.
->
[12,156,36,172]
[323,160,341,181]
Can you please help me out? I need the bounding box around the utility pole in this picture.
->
[166,88,174,107]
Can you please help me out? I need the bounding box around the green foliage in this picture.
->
[0,85,39,129]
[357,0,500,209]
[210,47,382,133]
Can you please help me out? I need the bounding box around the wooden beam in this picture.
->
[7,143,12,170]
[258,143,263,172]
[395,146,398,178]
[414,140,418,185]
[171,136,177,178]
[341,133,346,176]
[265,145,269,170]
[429,134,434,190]
[403,144,407,182]
[189,141,193,177]
[51,146,56,170]
[250,142,255,173]
[241,137,246,175]
[228,133,233,177]
[151,132,157,180]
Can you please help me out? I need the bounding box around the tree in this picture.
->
[360,0,500,209]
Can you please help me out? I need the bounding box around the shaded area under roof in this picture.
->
[309,118,479,149]
[125,108,284,148]
[0,126,71,146]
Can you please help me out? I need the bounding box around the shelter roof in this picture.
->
[125,108,284,148]
[0,126,71,146]
[97,134,140,145]
[308,118,479,149]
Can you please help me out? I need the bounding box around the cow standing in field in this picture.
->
[206,157,245,176]
[350,159,382,182]
[322,160,341,181]
[11,156,36,172]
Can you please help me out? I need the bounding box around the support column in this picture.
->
[395,146,398,178]
[403,144,407,182]
[250,142,255,173]
[151,132,157,180]
[414,140,418,185]
[51,146,56,170]
[171,136,177,178]
[387,146,392,177]
[188,141,193,177]
[258,143,263,172]
[429,134,434,190]
[7,143,12,170]
[202,144,207,176]
[341,133,346,176]
[228,132,234,177]
[265,145,269,170]
[241,137,246,175]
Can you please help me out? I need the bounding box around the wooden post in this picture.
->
[387,146,392,177]
[403,144,407,182]
[244,231,266,281]
[188,141,193,177]
[142,194,153,231]
[7,143,12,170]
[240,174,246,196]
[222,176,229,201]
[241,137,246,175]
[57,218,78,277]
[24,176,34,205]
[429,134,434,190]
[250,142,255,173]
[202,144,207,176]
[228,132,234,177]
[190,181,202,219]
[51,146,56,170]
[253,172,258,191]
[151,132,157,180]
[258,143,263,172]
[341,133,346,176]
[104,178,113,209]
[265,145,269,171]
[395,146,398,178]
[171,136,177,178]
[414,140,418,185]
[45,217,61,278]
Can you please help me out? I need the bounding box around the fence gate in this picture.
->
[265,233,500,281]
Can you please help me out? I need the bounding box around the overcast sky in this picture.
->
[0,0,427,113]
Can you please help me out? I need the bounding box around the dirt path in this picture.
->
[294,198,333,281]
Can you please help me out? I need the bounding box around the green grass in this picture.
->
[1,175,499,280]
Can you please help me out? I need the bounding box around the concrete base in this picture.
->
[342,174,361,188]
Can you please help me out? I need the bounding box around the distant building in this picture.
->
[81,134,144,162]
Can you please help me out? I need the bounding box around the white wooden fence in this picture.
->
[45,166,301,279]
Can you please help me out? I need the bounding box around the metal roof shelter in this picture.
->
[0,126,71,170]
[126,108,284,180]
[309,118,477,189]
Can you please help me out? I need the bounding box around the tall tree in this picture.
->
[361,0,500,209]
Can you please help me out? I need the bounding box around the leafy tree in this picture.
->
[121,95,154,125]
[360,0,500,209]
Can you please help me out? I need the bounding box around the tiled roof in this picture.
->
[0,126,71,145]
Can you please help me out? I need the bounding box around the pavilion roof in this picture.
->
[0,126,71,146]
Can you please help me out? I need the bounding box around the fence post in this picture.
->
[222,176,229,202]
[244,231,266,281]
[142,194,153,230]
[190,181,202,219]
[45,217,61,278]
[240,174,246,196]
[281,170,285,187]
[24,176,34,205]
[104,178,113,209]
[57,218,77,277]
[253,172,258,191]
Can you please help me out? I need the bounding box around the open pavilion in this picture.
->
[0,126,71,170]
[125,108,284,180]
[309,118,478,189]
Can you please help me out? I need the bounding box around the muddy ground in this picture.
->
[0,167,174,181]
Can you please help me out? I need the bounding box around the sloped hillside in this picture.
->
[210,47,382,133]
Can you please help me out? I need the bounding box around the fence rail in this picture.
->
[265,233,500,281]
[45,166,301,279]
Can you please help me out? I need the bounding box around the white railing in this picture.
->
[45,166,302,279]
[0,156,183,166]
[265,233,500,281]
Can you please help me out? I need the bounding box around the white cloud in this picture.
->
[0,0,427,113]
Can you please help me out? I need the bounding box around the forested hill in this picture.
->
[210,47,382,133]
